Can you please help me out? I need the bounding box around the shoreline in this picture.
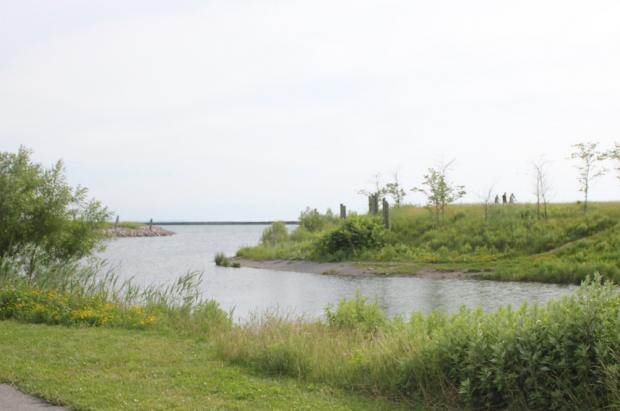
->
[233,258,480,280]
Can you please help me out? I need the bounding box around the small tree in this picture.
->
[358,173,383,198]
[412,161,466,223]
[569,142,607,213]
[0,147,110,275]
[532,159,552,219]
[606,142,620,182]
[359,172,406,207]
[477,184,495,223]
[383,172,406,207]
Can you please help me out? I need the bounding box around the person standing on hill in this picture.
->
[494,194,500,204]
[509,193,516,204]
[502,192,507,204]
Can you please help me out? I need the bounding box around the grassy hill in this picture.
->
[237,202,620,284]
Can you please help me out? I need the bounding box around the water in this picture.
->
[98,225,576,321]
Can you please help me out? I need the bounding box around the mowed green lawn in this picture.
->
[0,321,410,411]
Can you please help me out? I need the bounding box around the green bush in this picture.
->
[261,221,289,246]
[318,216,386,260]
[298,207,338,233]
[214,252,231,267]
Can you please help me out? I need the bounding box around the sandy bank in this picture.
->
[233,258,479,279]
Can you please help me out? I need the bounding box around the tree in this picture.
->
[383,172,406,207]
[532,159,552,219]
[606,142,620,182]
[0,147,110,273]
[477,184,495,223]
[569,142,607,212]
[412,161,466,223]
[358,173,383,198]
[359,172,406,207]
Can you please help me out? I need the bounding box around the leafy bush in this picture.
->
[318,216,386,259]
[215,252,239,267]
[298,207,338,233]
[261,221,289,246]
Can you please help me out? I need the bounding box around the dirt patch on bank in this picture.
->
[233,258,479,279]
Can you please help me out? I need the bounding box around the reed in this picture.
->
[0,246,231,334]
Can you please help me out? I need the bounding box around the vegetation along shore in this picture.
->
[236,202,620,284]
[3,146,620,410]
[235,142,620,285]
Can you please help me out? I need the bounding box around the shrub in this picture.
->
[214,252,230,267]
[318,216,386,259]
[261,221,289,246]
[298,207,338,233]
[214,253,240,268]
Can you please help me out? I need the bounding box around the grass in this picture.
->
[237,202,620,284]
[0,321,410,411]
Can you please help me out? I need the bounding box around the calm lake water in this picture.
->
[97,225,576,321]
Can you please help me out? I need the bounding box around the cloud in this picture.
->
[1,0,620,219]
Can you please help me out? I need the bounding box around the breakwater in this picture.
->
[150,221,299,226]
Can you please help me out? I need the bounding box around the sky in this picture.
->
[1,0,620,221]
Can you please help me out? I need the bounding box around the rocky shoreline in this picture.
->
[105,226,175,237]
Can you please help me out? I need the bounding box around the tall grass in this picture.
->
[214,275,620,410]
[0,246,231,333]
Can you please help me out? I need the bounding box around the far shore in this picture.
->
[232,258,480,280]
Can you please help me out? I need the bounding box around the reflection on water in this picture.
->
[98,225,576,321]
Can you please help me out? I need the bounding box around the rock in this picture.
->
[105,226,175,238]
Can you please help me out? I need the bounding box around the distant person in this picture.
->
[494,194,500,204]
[502,192,507,204]
[509,193,516,204]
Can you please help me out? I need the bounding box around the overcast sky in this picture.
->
[1,1,620,220]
